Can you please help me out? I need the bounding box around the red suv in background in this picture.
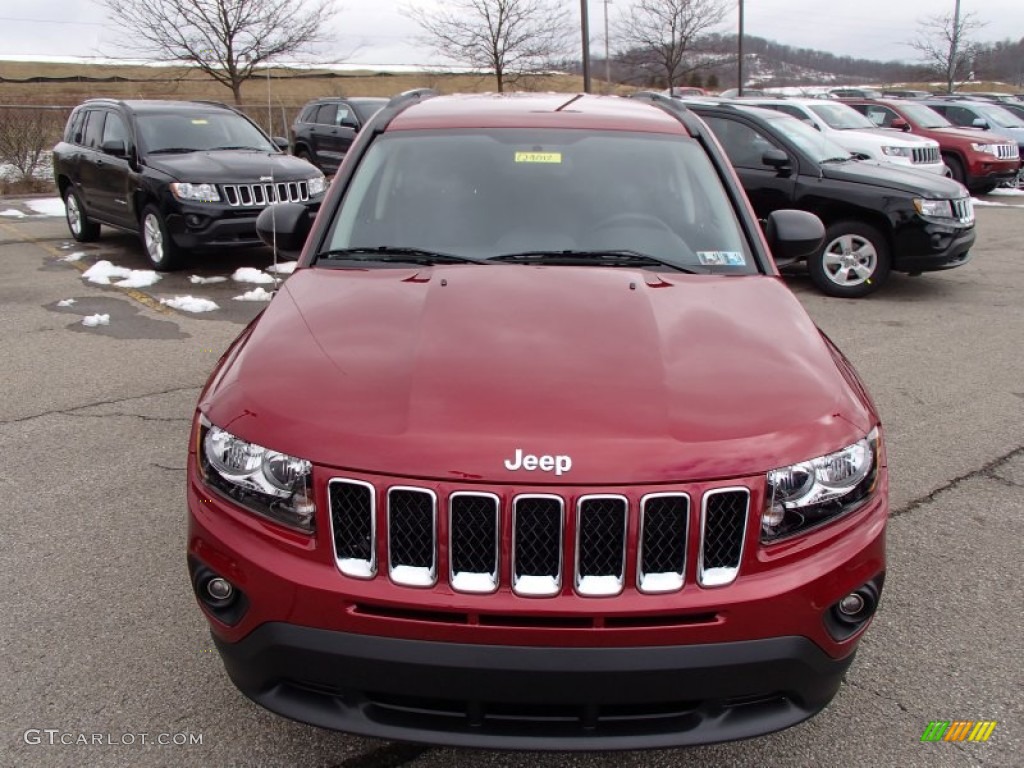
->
[188,90,888,750]
[842,98,1021,193]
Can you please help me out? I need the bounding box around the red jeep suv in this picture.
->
[187,90,888,750]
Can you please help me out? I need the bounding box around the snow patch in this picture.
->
[25,197,67,217]
[231,267,276,284]
[266,261,298,275]
[189,275,228,284]
[56,298,76,307]
[82,260,161,287]
[114,270,161,288]
[233,287,274,302]
[159,295,219,313]
[988,187,1024,197]
[972,197,1009,208]
[82,314,110,327]
[0,208,26,218]
[60,251,86,262]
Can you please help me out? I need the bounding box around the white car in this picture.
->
[739,98,947,175]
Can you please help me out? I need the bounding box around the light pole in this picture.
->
[737,0,745,96]
[581,0,592,93]
[604,0,612,91]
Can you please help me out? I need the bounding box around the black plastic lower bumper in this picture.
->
[214,624,854,750]
[893,225,975,274]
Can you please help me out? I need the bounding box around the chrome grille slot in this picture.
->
[698,489,749,587]
[912,146,940,165]
[575,496,627,597]
[222,179,311,208]
[387,487,437,587]
[952,197,975,225]
[512,495,563,597]
[449,493,500,593]
[996,143,1019,160]
[328,479,376,578]
[638,494,689,594]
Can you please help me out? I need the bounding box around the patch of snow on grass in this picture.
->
[233,287,274,302]
[25,197,67,217]
[82,314,110,327]
[160,295,219,312]
[57,299,76,307]
[0,208,26,218]
[189,275,228,284]
[231,267,276,284]
[266,261,298,274]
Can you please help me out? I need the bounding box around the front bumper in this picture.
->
[214,625,854,750]
[165,201,321,250]
[893,220,975,273]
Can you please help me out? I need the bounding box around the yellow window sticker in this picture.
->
[515,151,562,164]
[191,119,209,125]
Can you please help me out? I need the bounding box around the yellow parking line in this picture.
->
[0,219,173,316]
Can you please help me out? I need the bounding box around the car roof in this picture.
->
[83,99,236,114]
[387,93,692,135]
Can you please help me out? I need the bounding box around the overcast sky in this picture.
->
[0,0,1020,68]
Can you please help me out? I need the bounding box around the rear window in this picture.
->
[326,128,756,273]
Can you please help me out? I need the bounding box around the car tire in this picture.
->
[943,154,966,186]
[64,189,100,242]
[140,205,183,271]
[810,221,890,299]
[294,146,313,163]
[971,181,997,195]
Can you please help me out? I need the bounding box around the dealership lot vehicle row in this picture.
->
[0,207,1021,767]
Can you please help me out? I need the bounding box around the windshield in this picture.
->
[137,111,276,154]
[897,103,951,128]
[324,129,756,274]
[767,114,853,162]
[977,104,1024,129]
[808,103,876,130]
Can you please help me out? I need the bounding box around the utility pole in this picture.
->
[581,0,592,93]
[737,0,745,95]
[948,0,962,93]
[604,0,612,91]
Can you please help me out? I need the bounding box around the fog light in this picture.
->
[206,577,233,601]
[838,592,865,616]
[186,214,203,227]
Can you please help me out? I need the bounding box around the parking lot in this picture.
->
[1,196,1022,767]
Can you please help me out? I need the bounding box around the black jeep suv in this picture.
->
[53,99,327,270]
[289,97,388,174]
[683,100,975,297]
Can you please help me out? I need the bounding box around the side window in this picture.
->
[315,104,337,125]
[943,106,974,126]
[101,112,128,147]
[299,105,318,122]
[864,106,899,127]
[704,116,781,169]
[67,110,86,144]
[773,104,811,122]
[82,111,105,149]
[335,105,354,127]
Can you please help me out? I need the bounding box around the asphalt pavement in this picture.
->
[0,197,1021,767]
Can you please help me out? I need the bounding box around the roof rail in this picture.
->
[367,88,439,135]
[627,90,706,135]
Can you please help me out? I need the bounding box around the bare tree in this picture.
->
[101,0,338,103]
[909,3,986,94]
[617,0,729,90]
[409,0,573,92]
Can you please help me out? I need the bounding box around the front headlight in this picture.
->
[170,182,220,202]
[913,198,954,218]
[198,417,315,532]
[762,428,879,542]
[970,142,1000,156]
[881,146,912,157]
[307,174,327,196]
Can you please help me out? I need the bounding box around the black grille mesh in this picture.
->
[388,489,434,568]
[641,496,688,575]
[514,498,562,578]
[702,491,748,570]
[451,495,498,575]
[329,481,373,561]
[577,498,626,577]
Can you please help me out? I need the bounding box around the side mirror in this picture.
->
[256,203,312,253]
[273,136,290,150]
[972,118,990,130]
[762,148,792,173]
[101,139,127,157]
[891,117,910,131]
[764,209,825,268]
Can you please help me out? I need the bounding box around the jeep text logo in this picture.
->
[503,449,572,476]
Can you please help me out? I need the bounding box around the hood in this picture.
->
[836,128,938,147]
[930,126,1020,144]
[821,158,967,197]
[143,150,319,182]
[202,267,875,484]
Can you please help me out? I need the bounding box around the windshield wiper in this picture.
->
[148,147,198,154]
[315,247,490,265]
[207,145,267,151]
[490,249,703,273]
